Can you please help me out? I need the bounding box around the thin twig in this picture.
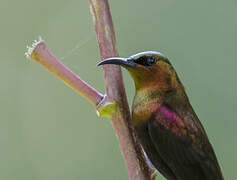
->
[88,0,152,179]
[26,38,103,106]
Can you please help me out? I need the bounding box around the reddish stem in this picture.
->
[88,0,152,179]
[28,40,103,106]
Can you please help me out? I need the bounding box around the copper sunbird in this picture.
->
[98,51,223,180]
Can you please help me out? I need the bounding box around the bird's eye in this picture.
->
[134,56,157,66]
[146,56,156,66]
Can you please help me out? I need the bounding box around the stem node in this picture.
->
[96,94,118,117]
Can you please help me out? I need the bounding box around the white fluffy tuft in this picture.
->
[25,36,44,59]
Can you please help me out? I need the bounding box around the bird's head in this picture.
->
[98,51,181,91]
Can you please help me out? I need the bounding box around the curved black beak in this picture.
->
[97,57,136,68]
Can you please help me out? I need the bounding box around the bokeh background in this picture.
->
[1,0,236,179]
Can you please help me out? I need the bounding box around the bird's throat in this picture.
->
[132,88,163,126]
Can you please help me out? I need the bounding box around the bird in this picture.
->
[98,51,224,180]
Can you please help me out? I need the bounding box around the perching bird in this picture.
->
[98,51,223,180]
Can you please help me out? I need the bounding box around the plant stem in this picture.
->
[27,39,103,106]
[25,0,153,178]
[88,0,152,179]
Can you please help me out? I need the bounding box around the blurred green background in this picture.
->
[1,0,236,179]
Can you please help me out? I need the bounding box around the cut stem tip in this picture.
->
[25,36,44,59]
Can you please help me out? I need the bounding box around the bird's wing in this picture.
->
[147,104,223,180]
